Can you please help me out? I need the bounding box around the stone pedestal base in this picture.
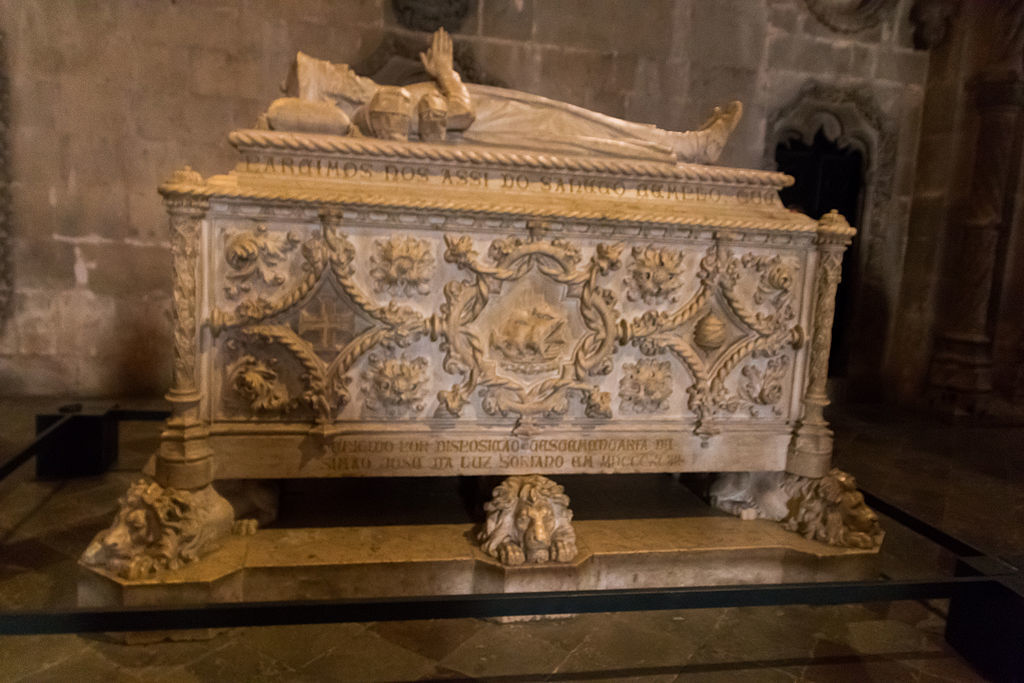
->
[79,516,880,635]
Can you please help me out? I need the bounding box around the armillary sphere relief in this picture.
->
[625,243,803,436]
[208,210,804,436]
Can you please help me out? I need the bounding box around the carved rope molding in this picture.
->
[164,183,847,237]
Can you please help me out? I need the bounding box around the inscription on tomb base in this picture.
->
[304,434,685,476]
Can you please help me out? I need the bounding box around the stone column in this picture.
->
[788,211,852,477]
[156,168,213,490]
[929,78,1024,410]
[928,2,1024,412]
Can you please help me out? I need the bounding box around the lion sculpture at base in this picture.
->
[81,479,240,579]
[710,468,884,549]
[479,474,578,565]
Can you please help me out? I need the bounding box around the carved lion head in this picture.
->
[363,354,429,416]
[626,246,685,304]
[478,475,577,565]
[783,468,884,549]
[81,480,232,579]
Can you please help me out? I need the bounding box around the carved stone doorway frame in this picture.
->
[766,81,897,395]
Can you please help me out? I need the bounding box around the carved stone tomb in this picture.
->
[82,31,880,596]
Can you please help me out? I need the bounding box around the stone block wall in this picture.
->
[0,0,929,398]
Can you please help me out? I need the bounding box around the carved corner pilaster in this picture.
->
[788,211,852,477]
[478,475,578,566]
[158,168,213,489]
[710,468,883,550]
[81,479,235,579]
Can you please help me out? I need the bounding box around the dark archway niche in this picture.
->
[776,129,864,377]
[801,0,895,34]
[767,82,897,395]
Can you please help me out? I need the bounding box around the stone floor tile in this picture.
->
[0,540,79,609]
[550,611,704,677]
[16,645,146,682]
[842,619,945,655]
[231,622,368,671]
[561,674,678,683]
[185,638,298,682]
[882,598,948,635]
[900,650,989,682]
[488,611,623,653]
[439,620,573,679]
[84,632,221,669]
[367,617,487,662]
[415,664,477,680]
[130,664,203,682]
[294,627,438,681]
[797,656,974,683]
[0,633,90,681]
[0,479,62,534]
[604,608,729,660]
[684,606,830,664]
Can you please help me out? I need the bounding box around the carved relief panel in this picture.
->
[624,241,805,435]
[205,209,806,437]
[209,211,432,425]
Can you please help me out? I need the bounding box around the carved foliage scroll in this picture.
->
[227,353,292,413]
[224,224,301,299]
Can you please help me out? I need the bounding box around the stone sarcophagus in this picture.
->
[159,148,848,483]
[83,30,879,581]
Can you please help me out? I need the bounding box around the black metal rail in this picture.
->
[0,413,71,481]
[0,577,993,636]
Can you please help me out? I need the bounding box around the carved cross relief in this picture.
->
[298,297,357,353]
